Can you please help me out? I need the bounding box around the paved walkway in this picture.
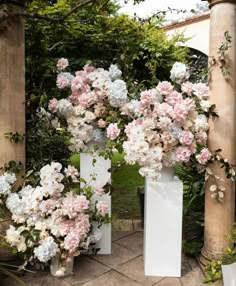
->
[2,230,208,286]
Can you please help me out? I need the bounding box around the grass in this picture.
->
[70,152,144,219]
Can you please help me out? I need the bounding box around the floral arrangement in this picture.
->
[121,62,214,181]
[0,162,110,273]
[48,59,128,154]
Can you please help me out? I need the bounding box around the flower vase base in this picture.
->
[50,256,74,277]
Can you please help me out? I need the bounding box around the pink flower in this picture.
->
[96,201,109,216]
[154,102,173,117]
[181,81,193,96]
[193,83,209,99]
[48,98,59,113]
[178,131,194,145]
[165,91,183,106]
[64,165,79,182]
[57,58,69,70]
[94,183,105,196]
[64,232,80,253]
[175,146,192,162]
[56,75,70,89]
[106,123,120,140]
[140,90,154,105]
[59,220,75,236]
[83,64,95,73]
[97,119,106,128]
[196,148,211,165]
[195,131,207,145]
[39,199,59,215]
[173,103,188,123]
[157,81,173,96]
[78,93,95,108]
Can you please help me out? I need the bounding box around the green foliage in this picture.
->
[4,132,25,144]
[24,0,188,172]
[176,165,205,257]
[26,111,71,175]
[204,260,222,283]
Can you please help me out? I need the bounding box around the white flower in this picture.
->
[200,100,211,112]
[34,236,58,263]
[107,79,128,108]
[57,99,73,118]
[6,225,27,252]
[0,173,16,196]
[89,227,102,244]
[109,64,122,80]
[210,185,217,192]
[170,62,190,83]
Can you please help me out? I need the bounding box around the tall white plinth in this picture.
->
[80,153,111,254]
[144,176,183,277]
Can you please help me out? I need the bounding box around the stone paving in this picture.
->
[2,228,208,286]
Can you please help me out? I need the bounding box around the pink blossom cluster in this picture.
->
[122,62,213,180]
[5,162,110,263]
[48,59,128,153]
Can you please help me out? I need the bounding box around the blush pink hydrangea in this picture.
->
[106,123,120,140]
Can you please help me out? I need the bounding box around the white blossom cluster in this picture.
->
[0,172,16,196]
[170,62,190,84]
[4,162,109,264]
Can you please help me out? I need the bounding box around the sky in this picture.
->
[117,0,204,20]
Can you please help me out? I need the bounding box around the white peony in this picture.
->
[170,62,190,83]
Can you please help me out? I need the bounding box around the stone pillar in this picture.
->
[0,4,25,171]
[200,0,236,265]
[0,3,25,260]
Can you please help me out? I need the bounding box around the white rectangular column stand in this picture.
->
[80,153,112,254]
[144,177,183,277]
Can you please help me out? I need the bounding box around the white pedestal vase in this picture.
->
[50,255,74,277]
[144,167,183,277]
[222,262,236,286]
[80,152,112,254]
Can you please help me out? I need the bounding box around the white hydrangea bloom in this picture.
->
[170,62,190,84]
[107,79,128,108]
[34,236,58,263]
[57,99,73,118]
[89,227,102,244]
[0,173,16,196]
[109,64,122,81]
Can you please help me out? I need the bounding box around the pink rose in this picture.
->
[178,131,194,145]
[48,98,59,113]
[83,64,95,73]
[94,183,105,196]
[96,201,109,216]
[154,102,173,117]
[193,83,209,99]
[165,91,183,106]
[196,148,211,165]
[181,81,193,96]
[106,123,120,140]
[175,146,192,162]
[56,75,70,89]
[157,81,173,96]
[195,131,207,144]
[173,103,188,123]
[140,90,154,105]
[57,58,69,70]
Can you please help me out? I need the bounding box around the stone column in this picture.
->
[0,3,25,171]
[200,0,236,265]
[0,3,25,260]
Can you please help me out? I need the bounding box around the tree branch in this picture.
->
[0,0,96,24]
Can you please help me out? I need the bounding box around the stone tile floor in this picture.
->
[1,230,209,286]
